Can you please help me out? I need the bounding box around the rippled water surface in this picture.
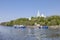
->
[0,26,60,40]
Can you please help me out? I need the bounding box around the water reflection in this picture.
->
[0,26,60,40]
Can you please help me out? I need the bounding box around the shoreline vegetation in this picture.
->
[0,15,60,29]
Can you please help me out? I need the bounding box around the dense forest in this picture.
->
[0,15,60,26]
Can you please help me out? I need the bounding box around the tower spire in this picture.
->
[37,10,40,17]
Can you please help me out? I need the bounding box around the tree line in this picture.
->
[1,15,60,26]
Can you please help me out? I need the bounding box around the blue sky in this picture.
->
[0,0,60,22]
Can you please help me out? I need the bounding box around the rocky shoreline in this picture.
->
[26,25,60,30]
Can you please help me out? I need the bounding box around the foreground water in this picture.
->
[0,26,60,40]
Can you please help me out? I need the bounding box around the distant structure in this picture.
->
[41,13,46,18]
[29,17,31,20]
[28,10,46,20]
[36,10,46,17]
[37,10,40,17]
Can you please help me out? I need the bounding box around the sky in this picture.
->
[0,0,60,22]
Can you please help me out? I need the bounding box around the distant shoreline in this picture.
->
[1,25,60,29]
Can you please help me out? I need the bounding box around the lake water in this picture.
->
[0,26,60,40]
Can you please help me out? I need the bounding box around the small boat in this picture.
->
[42,26,48,29]
[13,25,26,29]
[39,26,48,29]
